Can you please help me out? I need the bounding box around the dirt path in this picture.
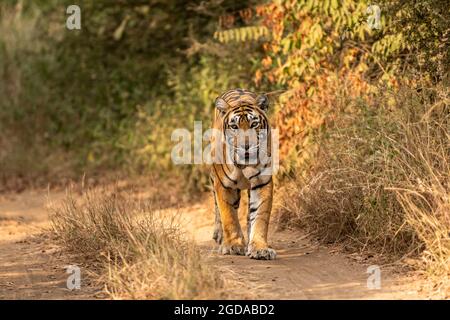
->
[0,189,424,300]
[179,202,424,300]
[0,191,100,299]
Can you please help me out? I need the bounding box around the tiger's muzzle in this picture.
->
[224,129,269,166]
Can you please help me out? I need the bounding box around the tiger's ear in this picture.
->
[215,97,229,113]
[256,94,269,112]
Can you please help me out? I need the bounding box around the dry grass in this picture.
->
[279,82,449,296]
[391,92,450,296]
[51,187,233,299]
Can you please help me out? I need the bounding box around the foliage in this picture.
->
[376,0,449,82]
[214,26,269,43]
[245,0,449,175]
[250,0,379,175]
[0,1,67,184]
[0,0,260,188]
[279,81,449,295]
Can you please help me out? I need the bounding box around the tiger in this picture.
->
[209,88,276,260]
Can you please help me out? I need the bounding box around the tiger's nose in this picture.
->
[239,144,257,157]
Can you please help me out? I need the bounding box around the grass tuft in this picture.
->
[51,187,233,299]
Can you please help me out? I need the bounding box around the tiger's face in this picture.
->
[223,108,269,166]
[214,91,270,167]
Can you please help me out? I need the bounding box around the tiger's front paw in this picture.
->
[219,239,246,256]
[246,244,277,260]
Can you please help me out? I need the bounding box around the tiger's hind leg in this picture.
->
[212,193,223,244]
[214,183,245,255]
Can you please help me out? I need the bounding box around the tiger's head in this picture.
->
[213,89,271,167]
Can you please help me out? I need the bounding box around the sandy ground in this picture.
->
[0,191,101,299]
[0,189,426,300]
[179,202,425,300]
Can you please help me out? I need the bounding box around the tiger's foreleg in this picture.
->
[214,183,245,255]
[246,178,276,260]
